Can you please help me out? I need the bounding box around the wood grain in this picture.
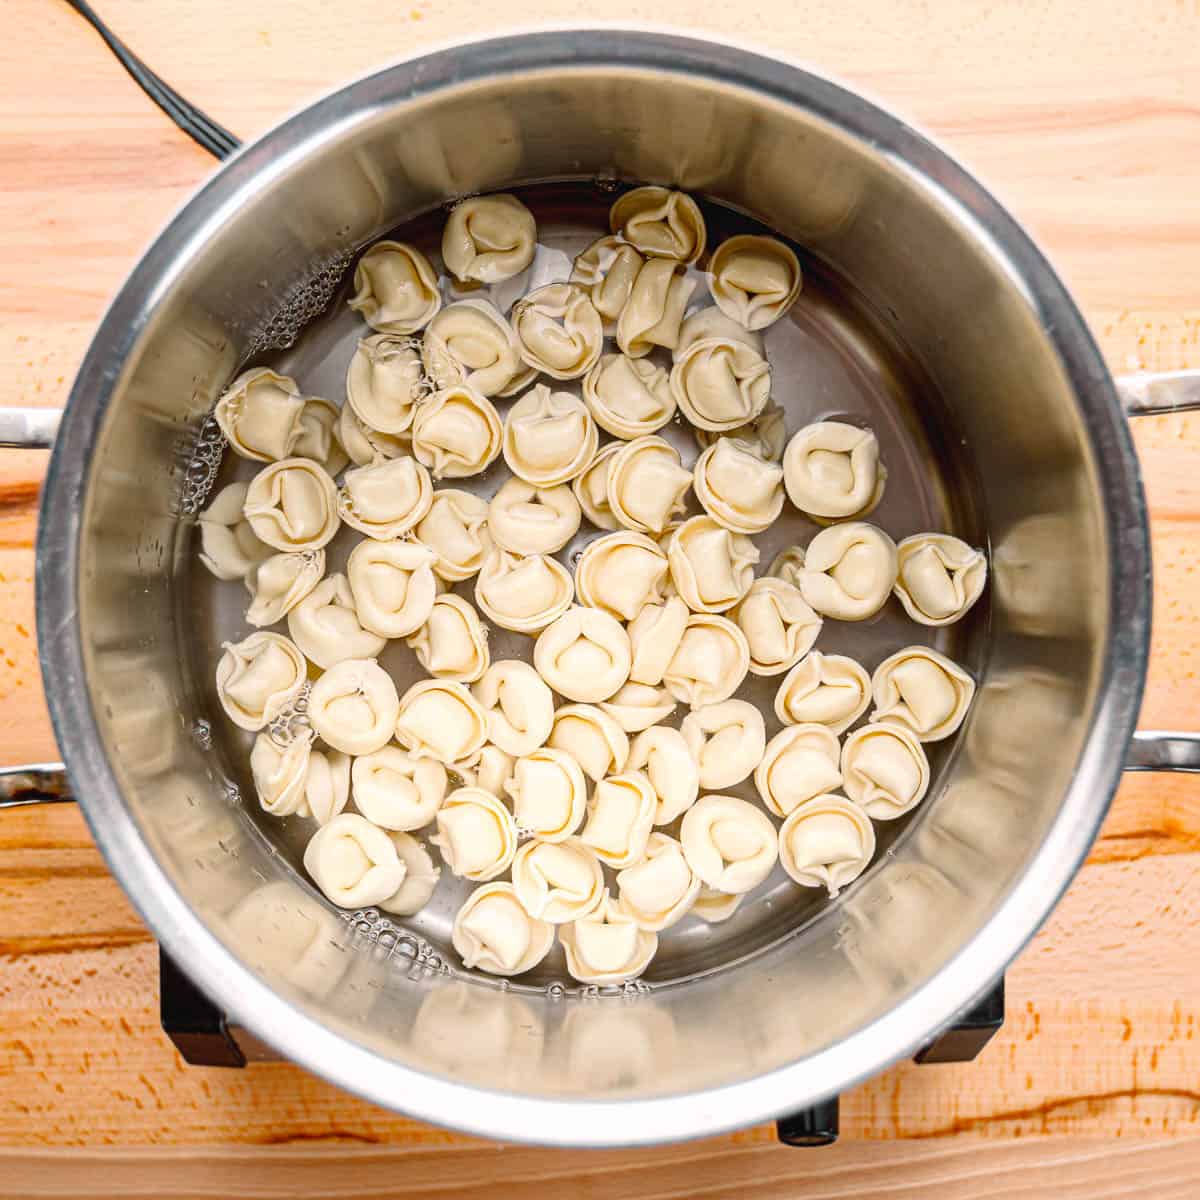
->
[2,0,1200,1188]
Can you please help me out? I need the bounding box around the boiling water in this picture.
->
[187,182,986,994]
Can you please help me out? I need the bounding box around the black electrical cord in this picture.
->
[63,0,241,161]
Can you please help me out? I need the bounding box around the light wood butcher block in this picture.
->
[1,0,1198,1195]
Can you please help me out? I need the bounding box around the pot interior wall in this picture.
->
[74,57,1107,1107]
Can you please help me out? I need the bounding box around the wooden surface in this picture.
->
[2,0,1200,1193]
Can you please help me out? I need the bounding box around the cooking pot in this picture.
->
[2,30,1198,1146]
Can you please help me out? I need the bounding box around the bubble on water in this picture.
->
[191,718,213,750]
[221,780,242,805]
[545,980,567,999]
[176,414,228,516]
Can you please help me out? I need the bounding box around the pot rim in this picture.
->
[37,29,1150,1145]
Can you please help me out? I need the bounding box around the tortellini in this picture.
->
[583,354,675,439]
[244,458,340,551]
[197,482,273,581]
[337,455,432,540]
[768,544,806,588]
[510,838,605,923]
[511,283,604,379]
[615,833,700,931]
[475,548,574,634]
[546,704,629,783]
[414,489,492,581]
[708,235,802,331]
[575,531,669,622]
[505,747,587,841]
[680,795,778,894]
[411,385,503,479]
[778,795,875,896]
[346,333,426,434]
[287,573,385,669]
[307,658,400,756]
[339,403,411,466]
[351,744,447,831]
[627,595,690,686]
[572,442,622,531]
[380,833,442,915]
[303,813,405,908]
[346,538,438,638]
[840,722,931,820]
[348,241,441,334]
[609,186,706,264]
[693,438,785,534]
[560,892,658,984]
[304,747,351,825]
[680,700,766,790]
[755,723,843,818]
[214,368,304,462]
[487,479,581,556]
[775,651,871,734]
[692,885,742,923]
[457,743,515,796]
[473,659,555,757]
[570,235,644,322]
[421,300,530,397]
[215,632,307,731]
[783,421,886,522]
[579,771,657,869]
[670,336,771,432]
[432,787,518,880]
[733,577,822,676]
[407,593,491,683]
[616,259,695,357]
[534,606,632,703]
[675,307,764,360]
[452,882,554,977]
[606,436,692,535]
[666,516,758,613]
[894,533,988,626]
[442,193,536,284]
[662,614,750,708]
[244,550,324,627]
[870,645,976,742]
[249,729,311,816]
[627,725,699,825]
[797,522,898,621]
[694,397,787,464]
[599,683,677,732]
[502,385,598,486]
[395,679,489,765]
[293,398,349,478]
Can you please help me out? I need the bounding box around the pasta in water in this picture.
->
[505,747,588,842]
[694,397,787,464]
[583,353,675,439]
[421,300,531,397]
[733,577,822,676]
[616,258,696,357]
[894,533,987,625]
[250,729,312,817]
[345,333,426,434]
[768,544,806,588]
[338,455,432,540]
[380,833,442,915]
[667,515,759,613]
[534,606,632,703]
[627,594,690,687]
[840,722,931,820]
[293,397,349,478]
[456,744,515,796]
[609,186,706,264]
[304,748,351,825]
[287,573,385,669]
[407,593,491,683]
[303,813,405,908]
[351,745,448,831]
[307,658,400,756]
[511,283,604,379]
[395,679,489,764]
[511,838,605,924]
[244,550,324,627]
[797,522,898,621]
[675,307,765,360]
[870,645,976,742]
[472,659,555,757]
[215,632,307,731]
[606,436,692,535]
[692,437,785,534]
[681,700,767,790]
[339,403,411,467]
[599,683,677,733]
[580,771,657,869]
[627,725,700,825]
[442,193,536,284]
[415,488,492,581]
[197,482,274,581]
[452,882,554,977]
[708,235,802,331]
[244,458,340,551]
[670,336,771,432]
[432,787,519,881]
[546,704,629,783]
[662,614,750,708]
[775,651,871,734]
[616,833,700,931]
[411,385,503,479]
[680,795,778,894]
[487,479,581,556]
[475,548,574,634]
[755,724,843,818]
[783,421,886,522]
[348,241,441,334]
[560,892,658,984]
[572,442,622,531]
[346,538,438,638]
[778,795,875,896]
[570,235,645,322]
[693,886,742,923]
[574,531,669,622]
[503,385,598,486]
[214,368,304,462]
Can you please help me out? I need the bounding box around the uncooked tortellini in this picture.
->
[197,482,273,581]
[775,651,870,734]
[534,606,632,703]
[304,747,351,825]
[505,747,587,841]
[616,833,699,931]
[693,885,743,923]
[244,550,324,627]
[583,353,675,439]
[667,515,758,613]
[609,186,706,264]
[380,833,442,915]
[768,544,806,588]
[287,573,385,669]
[575,531,669,622]
[250,729,312,816]
[627,725,699,825]
[337,455,432,540]
[293,398,349,478]
[871,645,976,742]
[346,538,438,638]
[432,787,518,880]
[452,882,554,977]
[708,235,802,331]
[670,336,770,432]
[421,300,530,397]
[339,403,411,466]
[415,489,492,581]
[783,421,885,522]
[755,723,843,818]
[216,632,307,731]
[442,193,536,284]
[681,700,766,790]
[547,704,629,783]
[503,385,598,486]
[662,614,750,708]
[303,813,405,908]
[841,722,931,820]
[599,683,677,733]
[475,548,574,634]
[606,436,692,535]
[572,442,622,531]
[779,795,875,896]
[580,771,657,869]
[488,479,581,556]
[570,235,644,322]
[473,659,555,757]
[627,594,690,686]
[894,533,987,626]
[693,438,785,534]
[560,892,658,984]
[244,458,340,551]
[411,385,503,479]
[511,283,603,379]
[797,522,897,621]
[693,397,787,464]
[395,679,489,765]
[214,368,304,462]
[407,593,491,683]
[680,795,778,894]
[346,333,426,434]
[675,307,764,360]
[348,241,441,334]
[733,577,823,676]
[511,838,605,923]
[307,658,400,756]
[617,259,695,357]
[351,745,447,831]
[457,744,515,796]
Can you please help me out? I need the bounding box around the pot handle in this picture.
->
[0,764,73,809]
[0,407,62,449]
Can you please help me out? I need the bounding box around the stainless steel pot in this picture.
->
[3,30,1199,1145]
